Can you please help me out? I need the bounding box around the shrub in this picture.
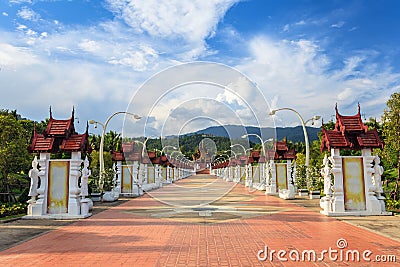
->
[0,203,27,218]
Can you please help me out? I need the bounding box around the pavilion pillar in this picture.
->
[265,160,277,195]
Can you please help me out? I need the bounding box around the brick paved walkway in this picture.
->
[1,175,399,266]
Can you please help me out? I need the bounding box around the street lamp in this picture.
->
[134,137,149,157]
[269,108,320,189]
[89,111,141,191]
[161,145,177,155]
[242,134,266,157]
[224,150,237,158]
[230,144,247,156]
[305,115,321,125]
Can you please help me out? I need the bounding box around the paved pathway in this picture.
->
[1,175,399,266]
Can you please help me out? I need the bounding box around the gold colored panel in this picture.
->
[276,163,287,191]
[148,166,155,183]
[122,165,132,193]
[343,157,366,211]
[47,161,69,214]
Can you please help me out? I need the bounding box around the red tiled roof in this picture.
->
[357,129,384,149]
[283,149,296,160]
[61,133,89,152]
[250,150,260,158]
[275,141,288,152]
[28,133,54,153]
[321,128,351,148]
[113,151,125,161]
[147,150,156,159]
[28,109,90,154]
[127,152,141,161]
[335,104,368,133]
[121,143,134,153]
[45,117,73,136]
[321,104,383,151]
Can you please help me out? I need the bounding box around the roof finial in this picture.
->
[49,106,53,119]
[357,102,361,115]
[72,106,75,122]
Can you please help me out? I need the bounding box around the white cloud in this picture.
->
[2,12,8,16]
[235,35,400,126]
[78,39,101,53]
[17,6,40,21]
[337,88,352,101]
[331,21,345,28]
[0,43,38,67]
[283,24,289,32]
[295,20,306,26]
[105,0,239,59]
[10,0,32,4]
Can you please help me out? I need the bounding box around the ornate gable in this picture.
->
[321,104,383,151]
[28,108,90,154]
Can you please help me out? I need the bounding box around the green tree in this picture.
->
[0,114,30,202]
[381,92,400,200]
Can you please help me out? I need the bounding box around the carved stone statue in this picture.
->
[321,154,332,196]
[373,155,384,194]
[80,156,91,198]
[28,156,39,203]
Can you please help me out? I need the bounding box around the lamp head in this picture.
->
[269,109,277,115]
[313,115,321,120]
[241,134,247,138]
[88,120,96,124]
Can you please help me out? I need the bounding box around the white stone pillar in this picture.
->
[116,161,122,196]
[68,152,82,216]
[362,148,381,213]
[266,160,277,195]
[330,148,345,213]
[34,153,50,215]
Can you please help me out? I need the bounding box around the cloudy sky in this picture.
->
[1,0,399,137]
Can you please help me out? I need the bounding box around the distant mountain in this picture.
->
[192,125,320,143]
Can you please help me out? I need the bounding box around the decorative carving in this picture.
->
[321,154,332,196]
[80,156,91,198]
[28,156,39,203]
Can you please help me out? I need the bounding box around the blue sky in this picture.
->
[1,0,399,137]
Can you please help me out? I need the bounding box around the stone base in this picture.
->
[102,191,118,202]
[142,183,161,192]
[90,193,102,202]
[309,191,320,199]
[265,186,278,195]
[298,189,309,196]
[320,210,392,217]
[279,189,295,200]
[23,213,92,220]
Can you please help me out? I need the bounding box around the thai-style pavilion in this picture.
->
[26,108,91,219]
[319,104,389,216]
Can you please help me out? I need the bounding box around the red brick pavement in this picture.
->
[0,176,399,266]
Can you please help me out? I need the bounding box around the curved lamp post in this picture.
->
[269,108,320,188]
[89,111,141,191]
[242,134,266,157]
[224,150,237,158]
[230,144,247,156]
[161,145,177,155]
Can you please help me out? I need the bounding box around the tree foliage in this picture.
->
[381,92,400,199]
[0,113,31,202]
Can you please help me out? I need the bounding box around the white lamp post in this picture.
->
[230,144,247,156]
[242,134,266,157]
[89,112,141,191]
[269,108,320,189]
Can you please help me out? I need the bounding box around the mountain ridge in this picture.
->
[189,125,321,143]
